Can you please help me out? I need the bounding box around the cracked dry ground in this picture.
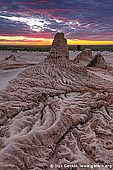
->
[0,58,113,170]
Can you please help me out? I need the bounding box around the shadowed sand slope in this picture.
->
[74,48,93,66]
[87,53,107,69]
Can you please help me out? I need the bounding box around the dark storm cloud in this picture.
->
[0,0,113,40]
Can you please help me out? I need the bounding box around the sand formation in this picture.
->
[0,33,113,170]
[47,32,69,59]
[46,32,87,76]
[5,54,16,61]
[0,54,36,70]
[87,53,107,69]
[74,48,93,66]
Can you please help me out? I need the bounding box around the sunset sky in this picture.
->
[0,0,113,45]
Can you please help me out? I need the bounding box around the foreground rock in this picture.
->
[0,33,113,170]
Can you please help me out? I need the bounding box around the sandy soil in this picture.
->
[0,50,112,87]
[0,51,48,91]
[0,50,113,170]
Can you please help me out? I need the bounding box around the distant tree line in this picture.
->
[0,45,112,52]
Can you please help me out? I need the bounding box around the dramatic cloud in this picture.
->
[0,0,113,42]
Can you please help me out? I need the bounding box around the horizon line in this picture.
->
[0,36,113,45]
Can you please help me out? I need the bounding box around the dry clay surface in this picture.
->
[0,54,113,170]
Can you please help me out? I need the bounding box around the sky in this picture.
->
[0,0,113,45]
